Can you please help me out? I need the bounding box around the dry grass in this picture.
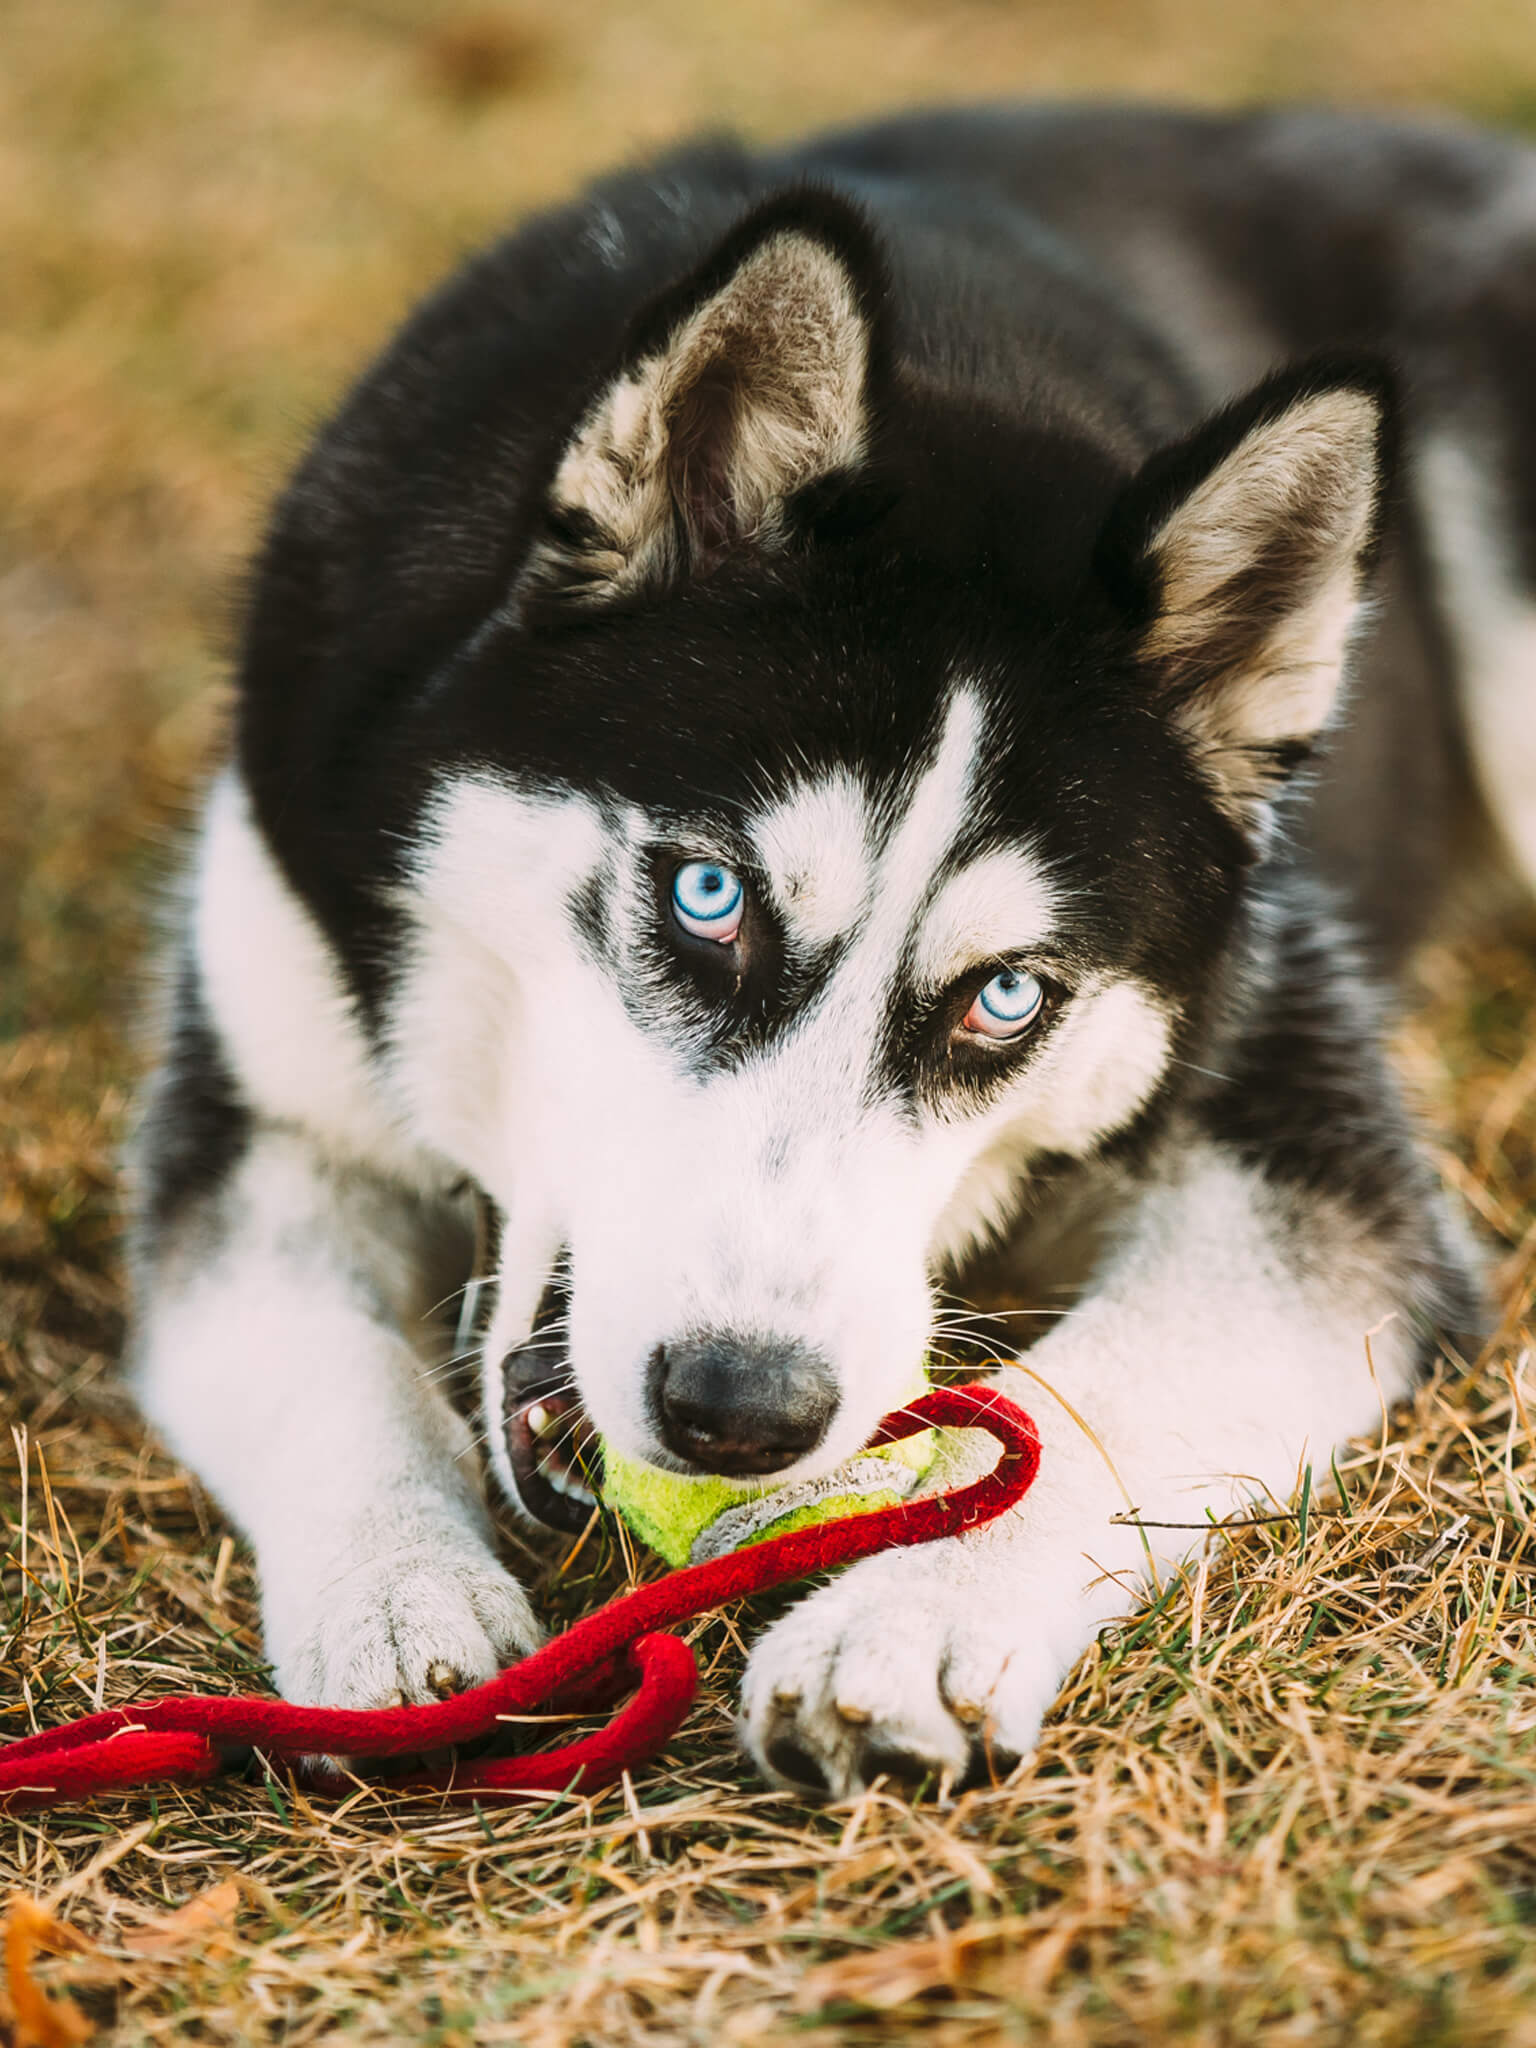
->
[5,2,1536,2041]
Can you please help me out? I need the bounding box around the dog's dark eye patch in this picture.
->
[567,869,612,964]
[623,846,841,1066]
[878,958,1070,1115]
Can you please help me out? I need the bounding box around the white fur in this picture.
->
[132,1127,539,1706]
[141,777,539,1707]
[396,698,997,1487]
[741,1142,1420,1793]
[868,687,986,934]
[908,847,1059,994]
[384,774,608,1200]
[1003,976,1173,1153]
[195,773,426,1181]
[751,771,873,951]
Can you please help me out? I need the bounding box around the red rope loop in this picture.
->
[0,1383,1040,1812]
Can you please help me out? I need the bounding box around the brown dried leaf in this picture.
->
[119,1881,241,1958]
[793,1917,1030,2013]
[3,1899,94,2048]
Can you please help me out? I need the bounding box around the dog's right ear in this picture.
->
[1098,358,1395,841]
[520,192,887,609]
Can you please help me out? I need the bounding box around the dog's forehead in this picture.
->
[748,770,872,949]
[746,684,1009,960]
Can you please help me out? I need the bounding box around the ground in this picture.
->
[4,2,1536,2042]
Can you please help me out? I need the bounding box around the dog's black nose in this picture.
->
[650,1334,839,1475]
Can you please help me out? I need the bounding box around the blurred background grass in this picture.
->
[6,6,1536,2042]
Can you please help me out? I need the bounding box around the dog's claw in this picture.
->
[273,1542,543,1711]
[740,1546,1083,1799]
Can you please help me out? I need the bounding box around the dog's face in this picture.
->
[379,197,1389,1519]
[407,601,1228,1518]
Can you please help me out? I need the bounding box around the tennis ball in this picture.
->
[601,1380,935,1568]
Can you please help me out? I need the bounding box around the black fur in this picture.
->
[132,958,250,1259]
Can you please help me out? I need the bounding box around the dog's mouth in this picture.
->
[500,1281,602,1533]
[505,1378,601,1532]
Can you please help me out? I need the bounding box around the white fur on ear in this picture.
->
[1141,384,1385,829]
[525,228,871,604]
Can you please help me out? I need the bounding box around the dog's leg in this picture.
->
[130,1125,539,1707]
[741,1134,1471,1796]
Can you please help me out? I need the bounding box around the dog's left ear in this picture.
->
[1100,359,1395,839]
[521,192,886,609]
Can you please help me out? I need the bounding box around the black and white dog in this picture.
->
[131,104,1533,1795]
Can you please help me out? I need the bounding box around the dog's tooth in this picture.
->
[527,1402,551,1436]
[833,1699,872,1726]
[772,1685,803,1710]
[547,1467,596,1506]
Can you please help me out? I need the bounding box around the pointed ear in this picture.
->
[1099,359,1395,837]
[521,193,886,608]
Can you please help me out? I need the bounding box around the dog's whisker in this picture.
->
[413,1322,576,1390]
[414,1347,490,1384]
[421,1270,502,1322]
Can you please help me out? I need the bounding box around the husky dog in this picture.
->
[130,103,1534,1795]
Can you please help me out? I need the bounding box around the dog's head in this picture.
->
[381,191,1393,1517]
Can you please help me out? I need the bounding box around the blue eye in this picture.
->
[671,861,745,943]
[963,966,1045,1041]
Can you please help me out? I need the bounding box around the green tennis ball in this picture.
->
[601,1379,935,1569]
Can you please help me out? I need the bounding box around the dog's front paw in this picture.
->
[739,1542,1106,1798]
[268,1533,542,1709]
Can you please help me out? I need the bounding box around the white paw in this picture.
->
[739,1541,1107,1798]
[268,1534,542,1709]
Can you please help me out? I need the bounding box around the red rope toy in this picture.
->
[0,1385,1039,1813]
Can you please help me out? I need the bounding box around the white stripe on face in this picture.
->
[867,684,987,948]
[748,687,995,976]
[745,688,992,1092]
[751,769,872,953]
